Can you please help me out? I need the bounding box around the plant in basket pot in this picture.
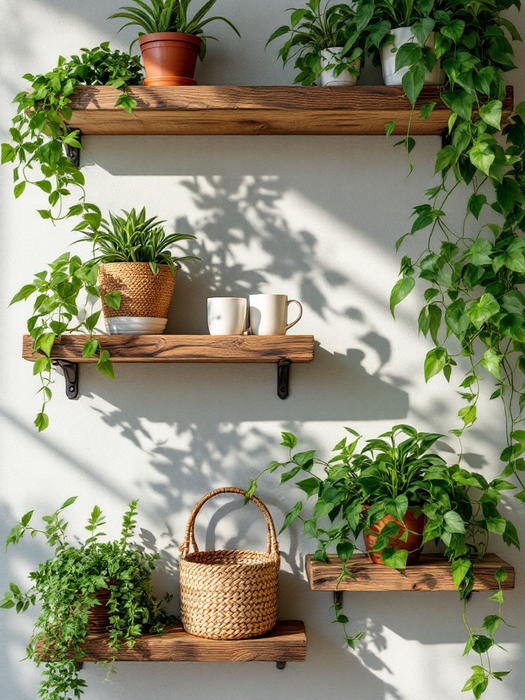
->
[267,0,367,87]
[75,206,200,334]
[0,497,175,700]
[247,424,519,696]
[109,0,240,86]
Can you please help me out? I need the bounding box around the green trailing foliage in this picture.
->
[247,425,518,693]
[1,43,143,222]
[1,497,175,700]
[267,0,365,85]
[109,0,240,57]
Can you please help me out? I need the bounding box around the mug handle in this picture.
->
[286,299,303,332]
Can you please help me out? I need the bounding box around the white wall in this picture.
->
[1,2,524,699]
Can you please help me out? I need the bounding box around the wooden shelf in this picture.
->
[39,621,306,665]
[22,334,314,363]
[306,553,515,592]
[67,85,514,137]
[22,334,314,400]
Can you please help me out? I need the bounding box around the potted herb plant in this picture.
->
[75,206,200,334]
[0,497,175,700]
[1,43,143,222]
[109,0,240,86]
[246,424,518,696]
[267,0,365,87]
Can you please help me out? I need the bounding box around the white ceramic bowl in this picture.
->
[105,317,167,335]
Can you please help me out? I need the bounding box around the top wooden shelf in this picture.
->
[306,553,515,592]
[67,85,514,137]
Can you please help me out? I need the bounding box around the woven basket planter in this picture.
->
[179,487,280,640]
[98,262,177,319]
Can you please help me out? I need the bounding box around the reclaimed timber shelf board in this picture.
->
[306,553,515,592]
[38,621,307,663]
[67,85,514,136]
[22,334,315,364]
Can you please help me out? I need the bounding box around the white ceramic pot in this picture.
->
[319,48,361,87]
[105,316,167,335]
[381,28,444,86]
[207,297,247,335]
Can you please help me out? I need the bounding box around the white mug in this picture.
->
[249,294,303,335]
[207,297,247,335]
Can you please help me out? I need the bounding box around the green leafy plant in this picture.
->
[247,425,518,696]
[385,1,525,502]
[267,0,365,85]
[1,43,143,222]
[1,497,175,700]
[12,207,199,431]
[109,0,240,57]
[75,206,200,275]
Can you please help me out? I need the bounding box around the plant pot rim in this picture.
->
[139,32,203,46]
[99,261,177,272]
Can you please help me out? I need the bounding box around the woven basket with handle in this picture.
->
[179,487,280,640]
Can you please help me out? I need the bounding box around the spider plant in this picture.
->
[109,0,240,56]
[75,207,200,275]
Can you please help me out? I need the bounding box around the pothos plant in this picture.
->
[381,0,525,504]
[1,43,143,223]
[247,426,518,699]
[0,497,175,700]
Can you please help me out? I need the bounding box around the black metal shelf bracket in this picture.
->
[52,360,79,399]
[333,590,344,608]
[74,662,84,672]
[277,359,291,399]
[276,661,286,670]
[65,131,82,167]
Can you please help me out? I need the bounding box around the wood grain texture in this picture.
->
[67,85,514,136]
[22,334,314,363]
[38,621,306,663]
[306,553,515,592]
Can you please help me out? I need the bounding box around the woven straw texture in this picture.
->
[98,263,177,318]
[179,487,280,640]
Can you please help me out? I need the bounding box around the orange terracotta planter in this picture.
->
[364,509,426,566]
[139,32,202,86]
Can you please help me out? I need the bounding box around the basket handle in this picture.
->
[179,486,279,559]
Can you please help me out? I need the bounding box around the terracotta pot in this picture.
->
[139,32,202,86]
[364,509,426,566]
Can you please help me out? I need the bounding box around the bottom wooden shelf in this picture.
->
[41,621,306,665]
[306,554,515,592]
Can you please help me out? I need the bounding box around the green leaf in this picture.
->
[385,121,396,137]
[14,181,26,199]
[466,294,500,330]
[469,141,495,177]
[279,501,303,533]
[420,102,436,120]
[96,350,115,379]
[424,347,447,381]
[480,348,502,379]
[390,276,415,317]
[296,477,320,497]
[451,558,472,588]
[82,339,100,357]
[381,547,408,570]
[468,194,487,220]
[336,541,354,563]
[105,292,121,311]
[479,100,502,129]
[402,63,426,107]
[280,432,297,449]
[34,412,49,432]
[444,510,466,534]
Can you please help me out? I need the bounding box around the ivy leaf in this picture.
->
[444,510,466,534]
[402,63,426,107]
[467,194,487,219]
[466,294,500,329]
[336,541,355,563]
[279,501,303,534]
[105,292,121,311]
[451,558,472,588]
[381,547,408,570]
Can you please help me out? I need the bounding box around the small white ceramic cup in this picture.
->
[207,297,247,335]
[249,294,303,335]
